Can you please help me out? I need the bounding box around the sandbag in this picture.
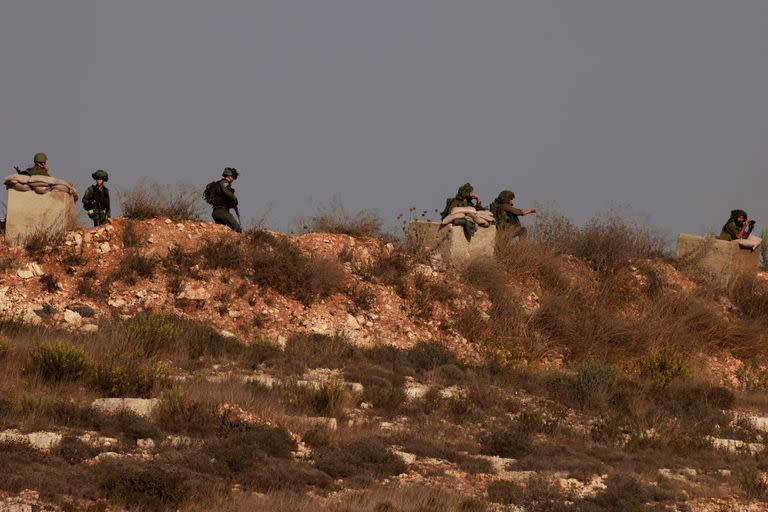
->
[3,174,78,200]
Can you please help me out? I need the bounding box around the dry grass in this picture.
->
[120,178,203,221]
[297,196,384,238]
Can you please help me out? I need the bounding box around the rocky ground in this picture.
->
[1,217,768,511]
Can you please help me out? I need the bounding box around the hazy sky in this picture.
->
[2,1,767,237]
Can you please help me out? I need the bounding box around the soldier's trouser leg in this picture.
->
[212,208,243,233]
[93,211,108,227]
[452,218,477,242]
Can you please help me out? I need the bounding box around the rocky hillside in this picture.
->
[1,216,768,511]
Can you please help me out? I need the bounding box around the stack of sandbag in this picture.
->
[4,174,78,200]
[441,206,495,227]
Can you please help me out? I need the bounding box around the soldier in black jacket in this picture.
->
[209,168,242,233]
[82,170,111,227]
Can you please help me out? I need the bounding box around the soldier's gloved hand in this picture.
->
[749,220,756,226]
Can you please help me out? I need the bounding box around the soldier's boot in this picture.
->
[452,217,477,242]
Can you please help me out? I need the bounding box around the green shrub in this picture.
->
[479,422,533,458]
[126,312,178,356]
[91,352,168,397]
[30,342,91,382]
[639,343,690,390]
[573,361,616,410]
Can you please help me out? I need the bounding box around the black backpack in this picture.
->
[203,180,220,205]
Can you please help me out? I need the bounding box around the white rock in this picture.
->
[80,324,99,333]
[108,298,127,308]
[346,314,361,330]
[346,382,364,394]
[91,398,160,418]
[244,374,279,388]
[276,335,287,349]
[393,450,417,465]
[176,283,211,301]
[63,309,82,326]
[29,263,44,277]
[137,438,156,450]
[220,330,236,339]
[78,432,118,449]
[708,436,765,454]
[22,307,43,326]
[165,218,173,224]
[0,430,62,452]
[16,270,34,280]
[163,435,196,448]
[97,242,111,253]
[404,384,429,400]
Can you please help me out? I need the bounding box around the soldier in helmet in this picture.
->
[207,168,242,233]
[439,182,493,240]
[718,209,761,250]
[18,153,50,176]
[490,190,536,238]
[82,170,111,226]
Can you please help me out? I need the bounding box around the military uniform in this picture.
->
[83,170,111,227]
[440,183,484,240]
[19,153,50,176]
[491,190,528,237]
[211,169,242,233]
[718,209,752,241]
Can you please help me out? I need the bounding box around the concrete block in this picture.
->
[407,220,496,269]
[5,188,77,245]
[676,233,760,282]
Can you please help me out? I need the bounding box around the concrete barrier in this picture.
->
[4,187,78,245]
[676,233,760,282]
[407,220,496,269]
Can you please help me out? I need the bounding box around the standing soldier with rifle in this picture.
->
[204,168,242,233]
[82,170,111,226]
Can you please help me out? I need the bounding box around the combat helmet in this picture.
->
[33,152,48,163]
[457,182,474,198]
[222,167,239,179]
[730,209,748,222]
[496,190,515,203]
[91,169,109,181]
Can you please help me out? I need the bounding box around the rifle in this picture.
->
[234,204,242,226]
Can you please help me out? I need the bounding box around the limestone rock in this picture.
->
[177,283,211,301]
[63,309,82,326]
[91,398,159,418]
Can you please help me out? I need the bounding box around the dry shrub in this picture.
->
[532,209,668,273]
[313,436,407,484]
[297,196,383,238]
[98,460,221,512]
[463,260,539,358]
[729,272,768,321]
[154,388,220,436]
[121,219,146,247]
[283,333,358,371]
[112,251,157,283]
[39,274,59,292]
[121,178,203,221]
[23,228,64,254]
[244,230,347,306]
[77,269,109,299]
[207,485,484,512]
[0,440,97,501]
